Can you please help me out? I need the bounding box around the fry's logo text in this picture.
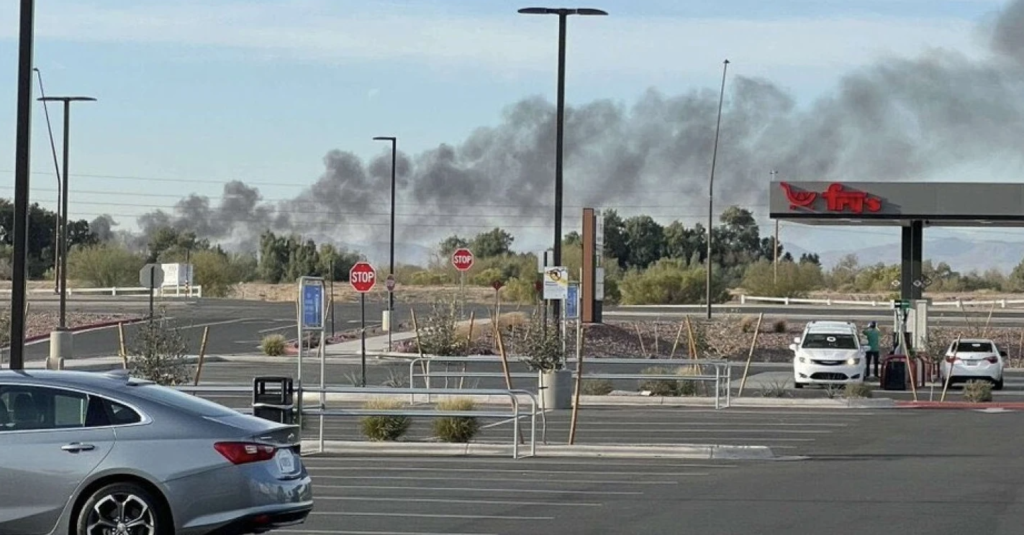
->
[779,182,882,214]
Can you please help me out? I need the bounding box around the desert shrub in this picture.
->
[381,368,408,388]
[260,334,287,356]
[759,379,790,398]
[409,270,450,286]
[359,398,412,441]
[619,259,729,305]
[581,379,614,396]
[741,259,825,298]
[416,298,470,356]
[126,315,193,385]
[500,276,538,305]
[844,382,874,399]
[739,315,759,333]
[471,267,505,286]
[68,243,146,288]
[191,249,246,297]
[639,366,679,396]
[675,366,701,396]
[773,319,788,333]
[516,312,565,372]
[432,398,480,442]
[962,380,993,403]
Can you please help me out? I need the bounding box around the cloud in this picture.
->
[0,1,988,79]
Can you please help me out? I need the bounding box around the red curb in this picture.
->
[896,401,1024,410]
[25,317,147,343]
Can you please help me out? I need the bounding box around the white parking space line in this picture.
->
[310,467,712,477]
[260,323,297,333]
[313,475,681,485]
[312,511,555,520]
[567,428,833,434]
[541,421,851,427]
[304,458,739,468]
[316,496,603,507]
[563,436,816,442]
[316,484,643,496]
[274,524,497,528]
[278,530,498,535]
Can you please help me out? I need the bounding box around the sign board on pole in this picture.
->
[594,210,604,265]
[595,267,605,301]
[565,283,579,319]
[139,264,164,288]
[349,262,377,293]
[385,274,396,292]
[451,248,475,272]
[543,267,569,300]
[300,278,325,330]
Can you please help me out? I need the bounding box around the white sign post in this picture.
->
[543,267,569,300]
[296,276,326,437]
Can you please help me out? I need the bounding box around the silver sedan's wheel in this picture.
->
[77,483,167,535]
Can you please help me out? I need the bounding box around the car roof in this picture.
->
[0,369,143,396]
[805,321,857,334]
[955,338,995,344]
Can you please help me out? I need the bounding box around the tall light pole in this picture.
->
[373,136,397,350]
[33,68,63,295]
[706,59,729,320]
[10,0,36,371]
[518,6,607,334]
[39,95,96,368]
[770,169,779,284]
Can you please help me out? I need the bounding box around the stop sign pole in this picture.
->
[451,248,475,318]
[350,262,377,387]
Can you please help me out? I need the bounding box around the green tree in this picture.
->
[471,227,514,258]
[663,221,702,266]
[622,215,665,269]
[439,235,470,258]
[191,249,242,297]
[602,209,629,269]
[257,231,288,283]
[68,243,146,287]
[741,259,825,298]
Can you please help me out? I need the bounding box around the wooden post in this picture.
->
[460,310,476,389]
[569,319,585,445]
[494,318,525,445]
[940,334,961,402]
[118,322,128,369]
[669,320,685,358]
[634,322,647,357]
[193,326,210,386]
[737,313,764,396]
[411,308,428,389]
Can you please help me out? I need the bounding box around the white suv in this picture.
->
[791,321,867,388]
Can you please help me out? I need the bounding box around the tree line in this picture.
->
[3,198,1023,303]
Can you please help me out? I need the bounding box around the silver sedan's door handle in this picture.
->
[61,442,96,453]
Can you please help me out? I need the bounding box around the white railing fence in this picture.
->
[0,284,202,298]
[739,295,1024,309]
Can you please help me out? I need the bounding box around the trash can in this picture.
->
[252,376,295,424]
[881,355,908,391]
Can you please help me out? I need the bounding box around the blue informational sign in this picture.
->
[301,282,324,330]
[565,283,579,320]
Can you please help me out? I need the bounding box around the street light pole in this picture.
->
[39,95,96,367]
[10,0,37,371]
[518,6,607,335]
[373,136,398,348]
[706,59,729,320]
[33,68,63,295]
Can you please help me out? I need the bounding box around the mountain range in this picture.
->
[788,238,1024,274]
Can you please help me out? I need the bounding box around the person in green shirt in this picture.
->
[862,321,882,379]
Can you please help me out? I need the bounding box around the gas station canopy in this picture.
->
[769,181,1024,301]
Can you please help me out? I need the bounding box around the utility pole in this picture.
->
[771,169,779,284]
[705,59,729,320]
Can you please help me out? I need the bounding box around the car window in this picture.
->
[0,385,144,431]
[125,384,239,417]
[802,333,858,349]
[952,341,994,353]
[0,385,88,431]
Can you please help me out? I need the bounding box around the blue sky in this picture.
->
[0,0,1019,262]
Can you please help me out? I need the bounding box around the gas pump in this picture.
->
[882,299,926,391]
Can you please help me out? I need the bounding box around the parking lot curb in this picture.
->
[299,440,775,460]
[896,401,1024,410]
[296,392,898,408]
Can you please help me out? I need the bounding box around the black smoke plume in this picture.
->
[136,0,1024,249]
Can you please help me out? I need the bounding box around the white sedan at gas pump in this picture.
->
[791,321,868,388]
[939,338,1005,390]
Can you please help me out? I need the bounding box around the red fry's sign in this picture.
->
[780,182,882,214]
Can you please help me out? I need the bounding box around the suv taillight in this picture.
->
[945,356,957,363]
[214,442,276,465]
[986,356,999,364]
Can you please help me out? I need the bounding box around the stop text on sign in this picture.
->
[351,271,375,283]
[453,254,472,264]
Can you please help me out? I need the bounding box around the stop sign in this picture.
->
[349,262,377,293]
[451,248,474,272]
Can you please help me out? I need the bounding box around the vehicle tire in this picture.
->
[994,378,1004,391]
[76,482,170,535]
[794,381,804,389]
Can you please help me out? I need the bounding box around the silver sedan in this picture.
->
[0,369,313,535]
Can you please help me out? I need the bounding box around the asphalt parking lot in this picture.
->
[266,409,1024,535]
